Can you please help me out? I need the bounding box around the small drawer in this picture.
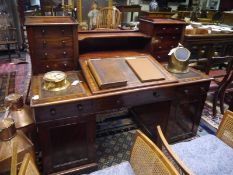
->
[40,60,75,73]
[176,85,208,101]
[34,26,73,37]
[36,48,73,60]
[34,101,94,122]
[155,25,183,34]
[35,37,73,49]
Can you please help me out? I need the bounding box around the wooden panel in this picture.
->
[37,115,97,174]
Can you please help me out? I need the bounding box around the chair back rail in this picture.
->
[156,126,193,175]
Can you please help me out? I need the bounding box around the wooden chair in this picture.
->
[90,130,179,175]
[11,142,40,175]
[157,110,233,175]
[96,7,121,29]
[205,56,233,117]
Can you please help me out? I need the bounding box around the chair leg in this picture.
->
[213,90,219,117]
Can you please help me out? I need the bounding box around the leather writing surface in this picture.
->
[88,58,127,89]
[126,57,165,82]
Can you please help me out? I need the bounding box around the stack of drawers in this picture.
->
[139,18,186,62]
[25,16,78,74]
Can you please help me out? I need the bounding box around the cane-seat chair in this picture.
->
[89,130,179,175]
[157,110,233,175]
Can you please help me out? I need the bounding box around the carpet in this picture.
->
[0,72,15,111]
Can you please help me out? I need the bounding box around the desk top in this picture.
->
[30,51,211,107]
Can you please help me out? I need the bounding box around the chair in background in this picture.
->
[90,130,179,175]
[0,27,21,61]
[157,110,233,175]
[96,7,121,29]
[205,56,233,117]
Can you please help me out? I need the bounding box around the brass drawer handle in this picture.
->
[153,92,160,97]
[200,87,206,93]
[162,27,166,30]
[175,27,180,30]
[64,63,67,67]
[44,52,48,58]
[43,40,47,48]
[46,65,50,69]
[41,29,45,34]
[61,40,66,46]
[77,104,83,111]
[172,36,176,39]
[63,51,67,56]
[50,108,56,115]
[184,89,189,95]
[160,36,164,39]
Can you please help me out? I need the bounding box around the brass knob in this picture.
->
[153,92,159,97]
[41,29,45,34]
[214,52,219,56]
[175,27,180,30]
[160,36,164,39]
[200,87,206,93]
[46,65,50,69]
[44,52,48,58]
[43,40,47,48]
[172,36,176,39]
[77,104,83,111]
[64,63,67,67]
[162,27,166,30]
[61,40,66,46]
[50,108,56,115]
[63,51,67,56]
[184,89,189,95]
[158,46,162,49]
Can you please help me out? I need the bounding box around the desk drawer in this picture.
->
[34,26,73,37]
[155,25,183,34]
[35,48,73,60]
[35,37,73,50]
[176,84,208,101]
[34,100,94,122]
[39,60,75,72]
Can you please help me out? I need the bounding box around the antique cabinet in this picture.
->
[139,18,186,62]
[25,16,79,75]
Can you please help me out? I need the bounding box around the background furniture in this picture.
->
[96,7,121,29]
[25,16,79,75]
[90,130,179,175]
[30,51,211,174]
[116,5,141,23]
[139,18,186,62]
[157,110,233,175]
[0,27,20,60]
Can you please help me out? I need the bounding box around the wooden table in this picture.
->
[30,51,211,175]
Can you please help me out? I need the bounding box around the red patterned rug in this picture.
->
[0,53,31,109]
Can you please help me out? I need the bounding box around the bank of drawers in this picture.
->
[139,19,186,62]
[26,20,78,75]
[152,25,184,62]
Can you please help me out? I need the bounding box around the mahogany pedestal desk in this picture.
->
[30,51,211,175]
